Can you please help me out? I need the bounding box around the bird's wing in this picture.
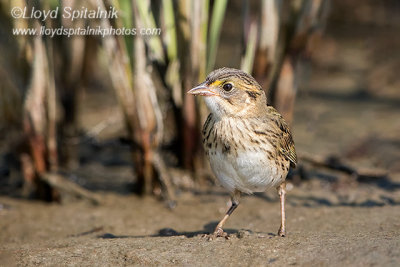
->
[265,107,297,168]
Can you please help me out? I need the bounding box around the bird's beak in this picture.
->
[188,83,219,96]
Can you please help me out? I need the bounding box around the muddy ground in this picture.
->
[1,1,400,266]
[1,185,399,266]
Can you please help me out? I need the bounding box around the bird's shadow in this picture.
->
[95,221,276,239]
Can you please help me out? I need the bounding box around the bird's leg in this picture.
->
[210,190,241,239]
[277,182,286,237]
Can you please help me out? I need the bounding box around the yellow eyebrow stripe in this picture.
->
[210,80,223,86]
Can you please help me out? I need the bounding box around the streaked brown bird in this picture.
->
[188,67,297,239]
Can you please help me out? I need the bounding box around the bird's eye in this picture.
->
[222,83,233,92]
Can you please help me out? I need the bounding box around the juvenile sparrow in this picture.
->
[188,67,297,239]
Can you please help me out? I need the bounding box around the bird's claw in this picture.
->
[278,227,286,237]
[202,227,230,241]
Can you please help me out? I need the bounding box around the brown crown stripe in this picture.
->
[206,68,262,91]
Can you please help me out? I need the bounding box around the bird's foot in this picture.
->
[203,227,230,241]
[278,227,286,237]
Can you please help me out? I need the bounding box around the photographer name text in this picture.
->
[11,6,118,21]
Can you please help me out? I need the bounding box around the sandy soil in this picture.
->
[1,182,399,266]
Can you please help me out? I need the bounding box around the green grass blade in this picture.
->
[135,0,164,63]
[163,0,177,61]
[206,0,228,73]
[241,21,258,73]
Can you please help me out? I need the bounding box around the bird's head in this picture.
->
[188,68,267,118]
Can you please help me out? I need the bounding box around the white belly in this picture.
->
[209,149,286,194]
